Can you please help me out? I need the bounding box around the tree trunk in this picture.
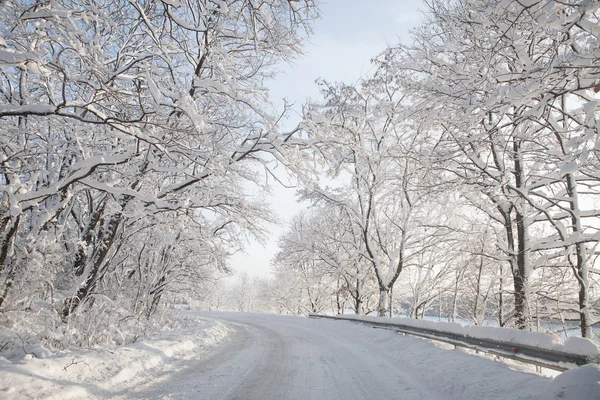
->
[451,271,460,322]
[565,173,592,338]
[498,263,505,327]
[0,216,20,274]
[355,297,363,315]
[147,276,166,319]
[377,287,389,317]
[509,137,531,331]
[0,215,21,308]
[513,209,530,330]
[62,214,122,319]
[0,260,17,308]
[355,276,363,315]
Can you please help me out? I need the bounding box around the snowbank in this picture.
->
[319,314,600,359]
[0,317,230,399]
[546,364,600,400]
[304,314,600,400]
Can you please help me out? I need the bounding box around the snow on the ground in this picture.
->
[1,311,599,400]
[0,316,230,399]
[548,364,600,400]
[324,313,600,358]
[197,312,600,400]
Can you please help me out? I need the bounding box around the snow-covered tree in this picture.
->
[297,77,456,317]
[379,0,600,335]
[0,0,318,346]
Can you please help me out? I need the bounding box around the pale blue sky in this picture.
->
[269,0,423,127]
[230,0,425,278]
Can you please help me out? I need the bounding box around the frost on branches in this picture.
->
[0,0,317,349]
[383,0,600,337]
[273,0,600,340]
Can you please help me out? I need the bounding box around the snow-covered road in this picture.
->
[113,312,563,400]
[3,311,599,399]
[120,312,440,400]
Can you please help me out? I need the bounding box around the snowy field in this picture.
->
[1,311,599,400]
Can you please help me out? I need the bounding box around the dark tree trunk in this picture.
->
[565,173,592,338]
[62,214,122,319]
[0,215,21,308]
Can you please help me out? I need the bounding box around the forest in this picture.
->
[1,0,599,353]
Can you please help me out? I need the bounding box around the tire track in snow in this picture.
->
[115,312,443,400]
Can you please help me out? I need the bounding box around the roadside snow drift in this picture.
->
[0,317,230,399]
[322,314,600,359]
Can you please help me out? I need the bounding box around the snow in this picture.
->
[161,0,180,7]
[3,343,54,360]
[1,311,598,400]
[560,160,578,174]
[0,104,56,116]
[0,48,35,65]
[564,336,600,357]
[0,316,230,399]
[146,73,161,105]
[214,0,228,13]
[547,364,600,400]
[323,314,600,360]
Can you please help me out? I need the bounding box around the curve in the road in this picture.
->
[110,312,552,400]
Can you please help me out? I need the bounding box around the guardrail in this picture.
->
[309,314,597,371]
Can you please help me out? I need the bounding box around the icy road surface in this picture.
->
[111,311,558,400]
